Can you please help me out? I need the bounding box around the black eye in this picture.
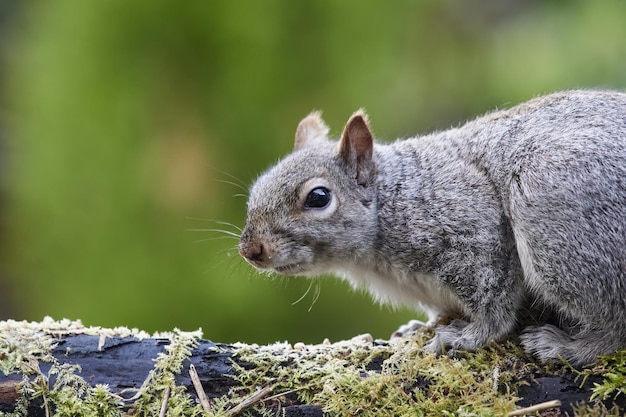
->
[304,187,331,209]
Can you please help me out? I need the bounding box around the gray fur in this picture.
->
[239,90,626,366]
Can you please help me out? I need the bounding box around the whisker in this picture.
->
[185,216,216,222]
[213,168,249,188]
[185,228,241,238]
[185,218,243,232]
[308,282,322,312]
[292,280,314,306]
[211,168,252,196]
[215,220,243,233]
[216,179,249,193]
[193,236,240,243]
[201,250,246,278]
[217,245,240,255]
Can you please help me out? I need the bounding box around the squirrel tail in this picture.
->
[520,324,623,366]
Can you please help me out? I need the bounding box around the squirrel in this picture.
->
[239,90,626,366]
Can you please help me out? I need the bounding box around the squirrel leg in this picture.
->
[423,316,514,355]
[423,260,521,354]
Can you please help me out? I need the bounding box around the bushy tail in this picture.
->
[520,324,623,366]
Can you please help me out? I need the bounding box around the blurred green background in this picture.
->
[0,1,625,344]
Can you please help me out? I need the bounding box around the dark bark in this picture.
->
[0,334,623,416]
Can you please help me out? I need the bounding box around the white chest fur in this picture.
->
[333,265,464,324]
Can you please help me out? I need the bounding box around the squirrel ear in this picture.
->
[294,111,330,151]
[339,109,374,186]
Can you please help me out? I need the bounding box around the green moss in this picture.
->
[129,329,204,417]
[229,332,527,416]
[562,348,626,417]
[0,318,202,417]
[588,350,626,402]
[2,318,626,416]
[573,403,623,417]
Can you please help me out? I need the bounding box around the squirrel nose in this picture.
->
[239,239,269,266]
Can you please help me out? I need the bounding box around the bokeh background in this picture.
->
[0,1,625,344]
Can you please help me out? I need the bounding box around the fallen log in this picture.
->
[0,319,623,416]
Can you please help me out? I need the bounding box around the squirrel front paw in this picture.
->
[393,318,477,354]
[391,319,429,339]
[422,319,470,355]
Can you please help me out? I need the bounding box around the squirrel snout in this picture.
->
[239,238,270,267]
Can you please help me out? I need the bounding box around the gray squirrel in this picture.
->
[239,90,626,366]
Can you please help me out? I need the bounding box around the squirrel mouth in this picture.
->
[273,263,307,275]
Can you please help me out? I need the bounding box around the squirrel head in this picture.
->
[239,110,379,276]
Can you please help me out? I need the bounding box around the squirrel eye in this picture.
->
[304,187,331,209]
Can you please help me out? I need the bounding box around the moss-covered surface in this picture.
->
[0,318,624,416]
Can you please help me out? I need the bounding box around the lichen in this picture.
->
[2,318,626,416]
[130,328,205,417]
[0,317,152,339]
[228,331,526,416]
[0,318,202,417]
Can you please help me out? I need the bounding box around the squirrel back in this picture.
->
[240,90,626,365]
